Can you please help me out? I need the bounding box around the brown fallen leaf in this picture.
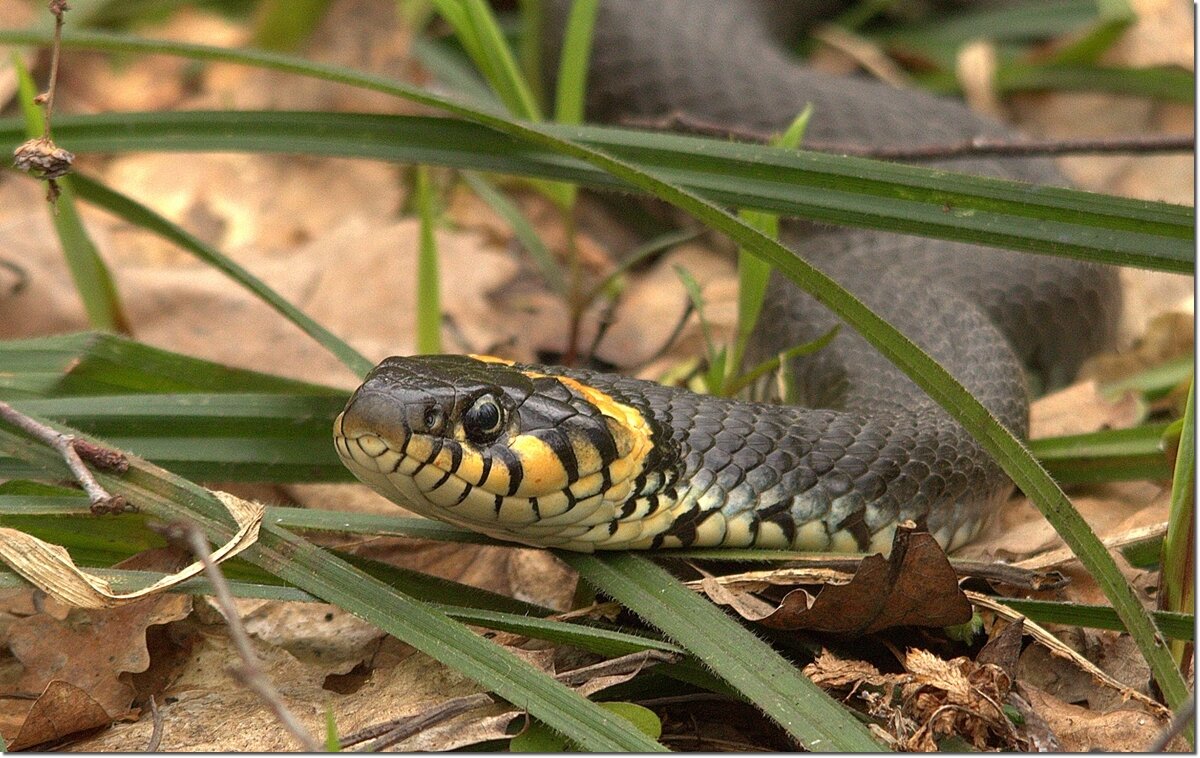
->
[976,617,1024,679]
[704,524,972,634]
[6,550,193,727]
[6,680,113,751]
[1017,682,1170,752]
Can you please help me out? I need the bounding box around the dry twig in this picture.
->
[145,695,164,752]
[12,1,75,203]
[620,111,1193,159]
[162,521,320,752]
[0,401,131,514]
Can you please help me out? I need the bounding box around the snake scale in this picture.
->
[334,0,1122,552]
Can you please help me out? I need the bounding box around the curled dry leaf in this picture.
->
[5,680,112,751]
[976,617,1025,678]
[700,524,972,634]
[0,490,263,609]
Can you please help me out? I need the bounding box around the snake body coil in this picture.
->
[334,1,1121,552]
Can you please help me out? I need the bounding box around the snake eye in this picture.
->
[463,394,504,443]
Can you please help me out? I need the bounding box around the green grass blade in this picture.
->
[564,553,883,751]
[460,172,567,296]
[552,0,598,126]
[582,228,700,303]
[1029,423,1175,484]
[410,34,504,111]
[545,0,597,210]
[1102,356,1193,402]
[0,109,1187,272]
[1,393,347,482]
[68,174,373,377]
[1161,380,1195,668]
[414,166,442,354]
[0,332,341,398]
[0,417,665,752]
[251,0,333,51]
[996,598,1193,641]
[732,106,812,378]
[14,56,129,334]
[431,0,540,121]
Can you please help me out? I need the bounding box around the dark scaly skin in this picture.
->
[334,2,1122,552]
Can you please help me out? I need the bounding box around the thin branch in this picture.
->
[0,401,131,514]
[41,1,69,139]
[145,695,164,752]
[826,133,1196,161]
[163,521,320,752]
[619,111,1194,159]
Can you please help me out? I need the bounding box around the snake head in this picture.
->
[334,354,666,550]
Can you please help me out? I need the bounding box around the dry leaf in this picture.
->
[804,647,1022,751]
[708,525,972,634]
[8,585,191,724]
[0,491,263,609]
[6,680,113,751]
[976,617,1024,678]
[1017,683,1168,752]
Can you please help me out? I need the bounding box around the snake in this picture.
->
[333,0,1122,553]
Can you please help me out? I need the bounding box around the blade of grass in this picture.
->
[1102,356,1193,402]
[13,56,129,334]
[0,109,1188,272]
[547,0,598,210]
[581,228,700,303]
[460,172,567,296]
[0,332,341,398]
[996,598,1193,641]
[732,106,812,380]
[1,108,1186,273]
[1045,0,1134,65]
[251,0,333,52]
[410,34,505,111]
[724,327,840,398]
[1029,423,1175,484]
[0,417,665,752]
[916,62,1195,103]
[1161,379,1195,668]
[563,552,883,751]
[67,173,373,377]
[414,165,442,354]
[431,0,540,121]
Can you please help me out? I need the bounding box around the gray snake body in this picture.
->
[332,0,1122,552]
